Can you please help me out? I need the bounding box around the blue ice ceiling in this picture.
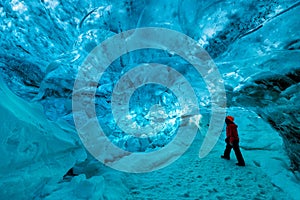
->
[0,0,300,199]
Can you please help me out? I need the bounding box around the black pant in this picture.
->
[223,140,245,165]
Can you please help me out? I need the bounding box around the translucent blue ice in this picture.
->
[1,0,300,199]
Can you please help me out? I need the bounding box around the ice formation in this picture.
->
[0,0,299,199]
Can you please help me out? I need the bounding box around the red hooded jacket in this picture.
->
[226,123,239,143]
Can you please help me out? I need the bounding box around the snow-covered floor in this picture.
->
[129,144,283,199]
[127,108,300,199]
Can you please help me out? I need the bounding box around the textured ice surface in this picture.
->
[1,0,300,199]
[0,76,85,199]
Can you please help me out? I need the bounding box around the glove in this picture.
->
[229,142,233,146]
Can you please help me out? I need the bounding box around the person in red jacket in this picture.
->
[221,116,245,166]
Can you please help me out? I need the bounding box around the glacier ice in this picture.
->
[1,0,300,199]
[0,75,85,199]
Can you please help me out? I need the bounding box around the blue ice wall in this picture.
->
[0,0,300,199]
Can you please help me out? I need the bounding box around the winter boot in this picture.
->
[221,155,230,160]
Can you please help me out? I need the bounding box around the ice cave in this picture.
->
[0,0,300,199]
